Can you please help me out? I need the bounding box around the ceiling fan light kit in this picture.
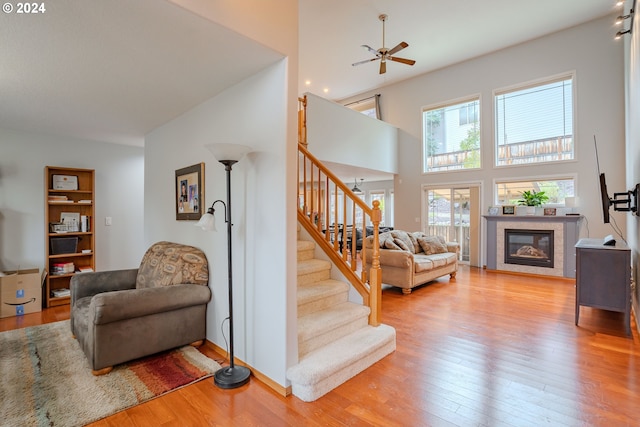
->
[352,13,416,75]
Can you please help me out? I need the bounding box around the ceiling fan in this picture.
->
[352,14,416,75]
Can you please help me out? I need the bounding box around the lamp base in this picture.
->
[214,365,251,389]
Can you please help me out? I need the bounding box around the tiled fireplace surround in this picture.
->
[484,215,583,278]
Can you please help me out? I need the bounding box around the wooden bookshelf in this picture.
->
[44,166,95,307]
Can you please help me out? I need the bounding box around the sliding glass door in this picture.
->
[424,186,480,265]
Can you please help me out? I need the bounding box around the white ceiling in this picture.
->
[0,0,623,150]
[300,0,619,101]
[0,0,283,146]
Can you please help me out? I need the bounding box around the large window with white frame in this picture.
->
[369,190,386,226]
[389,190,394,226]
[494,177,576,206]
[423,97,480,173]
[495,74,574,167]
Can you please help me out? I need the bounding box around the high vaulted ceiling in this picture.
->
[0,0,623,147]
[300,0,620,101]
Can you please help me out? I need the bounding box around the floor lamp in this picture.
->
[195,143,252,389]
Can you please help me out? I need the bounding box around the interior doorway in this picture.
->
[423,185,481,266]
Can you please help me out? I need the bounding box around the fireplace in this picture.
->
[504,229,554,268]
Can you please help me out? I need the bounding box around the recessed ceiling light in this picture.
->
[305,80,311,86]
[323,88,329,93]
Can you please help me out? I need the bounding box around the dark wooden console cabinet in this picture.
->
[575,238,631,335]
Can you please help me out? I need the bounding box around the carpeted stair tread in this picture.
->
[298,302,369,342]
[297,240,316,261]
[297,279,348,306]
[297,240,315,252]
[287,324,396,401]
[297,258,331,276]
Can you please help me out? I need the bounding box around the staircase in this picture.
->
[286,230,396,402]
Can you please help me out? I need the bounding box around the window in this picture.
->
[495,177,576,205]
[459,103,478,126]
[345,94,381,120]
[369,190,386,226]
[495,75,574,167]
[423,97,481,172]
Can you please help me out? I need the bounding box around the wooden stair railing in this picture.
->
[297,143,382,326]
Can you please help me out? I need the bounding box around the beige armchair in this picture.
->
[70,241,211,375]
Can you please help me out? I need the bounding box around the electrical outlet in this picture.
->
[105,217,112,226]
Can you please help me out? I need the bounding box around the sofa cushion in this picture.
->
[417,236,448,255]
[431,252,458,267]
[136,241,209,289]
[413,255,434,273]
[413,252,457,273]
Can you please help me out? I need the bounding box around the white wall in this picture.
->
[341,15,626,265]
[0,127,145,272]
[149,0,298,388]
[306,93,398,174]
[144,60,293,386]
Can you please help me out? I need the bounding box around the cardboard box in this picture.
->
[0,268,42,318]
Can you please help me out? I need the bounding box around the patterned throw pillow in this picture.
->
[391,230,416,253]
[393,238,410,251]
[384,239,401,250]
[417,236,448,255]
[136,241,209,289]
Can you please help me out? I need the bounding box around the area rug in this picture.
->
[0,320,220,427]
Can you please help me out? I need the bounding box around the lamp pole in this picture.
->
[214,159,251,389]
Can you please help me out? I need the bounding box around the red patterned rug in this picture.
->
[0,320,220,427]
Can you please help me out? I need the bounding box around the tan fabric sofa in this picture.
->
[364,230,459,294]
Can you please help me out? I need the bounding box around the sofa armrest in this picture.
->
[70,269,138,305]
[446,242,460,254]
[379,249,414,268]
[89,284,212,325]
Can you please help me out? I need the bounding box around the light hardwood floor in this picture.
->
[2,266,638,426]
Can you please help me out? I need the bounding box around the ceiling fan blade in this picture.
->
[352,57,380,67]
[387,41,408,56]
[361,44,380,56]
[389,56,416,66]
[379,60,386,74]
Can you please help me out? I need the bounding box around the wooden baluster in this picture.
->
[316,167,322,231]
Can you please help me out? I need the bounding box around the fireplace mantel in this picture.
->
[483,215,583,278]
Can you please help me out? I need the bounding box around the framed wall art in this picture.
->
[175,163,204,220]
[502,205,515,215]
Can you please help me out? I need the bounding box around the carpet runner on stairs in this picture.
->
[286,233,396,402]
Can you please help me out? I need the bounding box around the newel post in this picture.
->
[298,96,307,148]
[369,200,382,326]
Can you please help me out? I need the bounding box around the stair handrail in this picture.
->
[298,143,382,326]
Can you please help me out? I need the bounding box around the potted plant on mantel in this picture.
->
[517,190,549,215]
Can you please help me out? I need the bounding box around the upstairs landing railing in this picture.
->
[297,143,382,326]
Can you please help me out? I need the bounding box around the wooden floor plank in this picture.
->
[3,266,639,426]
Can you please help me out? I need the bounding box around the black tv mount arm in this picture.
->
[611,183,640,214]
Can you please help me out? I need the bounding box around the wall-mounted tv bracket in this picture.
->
[611,183,639,214]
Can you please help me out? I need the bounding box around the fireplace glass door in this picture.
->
[504,229,554,268]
